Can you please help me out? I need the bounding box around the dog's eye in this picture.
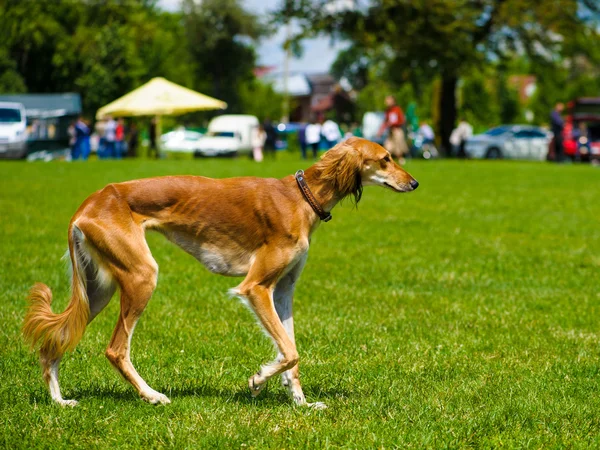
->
[382,155,391,163]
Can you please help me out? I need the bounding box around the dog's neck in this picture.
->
[301,166,346,213]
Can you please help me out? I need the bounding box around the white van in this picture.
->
[0,102,27,159]
[194,114,259,157]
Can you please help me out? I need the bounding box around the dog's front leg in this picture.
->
[274,255,326,410]
[232,247,301,397]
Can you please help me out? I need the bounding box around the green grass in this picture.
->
[1,156,600,448]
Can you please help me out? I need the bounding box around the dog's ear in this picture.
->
[317,141,363,204]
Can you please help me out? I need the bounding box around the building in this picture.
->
[260,71,354,123]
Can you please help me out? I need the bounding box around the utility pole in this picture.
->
[281,20,291,124]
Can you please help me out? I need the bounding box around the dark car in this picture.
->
[557,98,600,162]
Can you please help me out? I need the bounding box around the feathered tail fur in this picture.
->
[23,225,90,360]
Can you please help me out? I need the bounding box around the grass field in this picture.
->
[1,155,600,448]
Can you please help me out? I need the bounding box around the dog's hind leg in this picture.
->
[38,275,116,407]
[105,272,169,405]
[39,346,74,406]
[27,224,116,407]
[100,236,168,405]
[84,256,117,323]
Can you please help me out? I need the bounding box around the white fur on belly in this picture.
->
[167,231,253,276]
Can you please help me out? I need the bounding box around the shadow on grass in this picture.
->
[40,382,349,407]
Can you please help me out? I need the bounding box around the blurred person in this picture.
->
[95,119,106,158]
[450,117,473,157]
[251,124,266,162]
[67,121,76,161]
[550,102,565,163]
[575,121,587,137]
[351,122,363,138]
[128,122,139,158]
[149,117,158,159]
[72,115,90,160]
[305,118,321,158]
[82,119,92,160]
[322,117,342,148]
[298,122,308,159]
[415,120,438,159]
[378,95,408,164]
[103,115,117,158]
[115,118,125,159]
[418,120,435,144]
[263,118,277,159]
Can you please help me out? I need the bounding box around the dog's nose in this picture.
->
[410,180,419,190]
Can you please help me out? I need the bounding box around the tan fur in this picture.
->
[22,137,418,408]
[314,140,364,203]
[23,239,89,360]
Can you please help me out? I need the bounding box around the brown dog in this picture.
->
[23,137,418,408]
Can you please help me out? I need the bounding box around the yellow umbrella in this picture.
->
[96,77,227,118]
[95,77,226,156]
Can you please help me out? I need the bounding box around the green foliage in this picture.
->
[0,48,25,93]
[497,74,522,124]
[182,0,267,112]
[2,158,600,447]
[282,0,600,149]
[330,45,369,90]
[460,71,500,132]
[0,0,270,120]
[237,79,284,121]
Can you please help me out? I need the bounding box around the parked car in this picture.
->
[160,129,204,153]
[0,102,27,159]
[464,125,551,160]
[560,97,600,163]
[194,115,259,157]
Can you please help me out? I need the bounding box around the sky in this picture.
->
[158,0,346,74]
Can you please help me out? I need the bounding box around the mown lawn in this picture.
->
[1,155,599,448]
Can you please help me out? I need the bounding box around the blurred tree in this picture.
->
[238,79,284,121]
[497,73,521,125]
[0,48,26,93]
[0,0,196,115]
[278,0,600,154]
[330,45,370,90]
[181,0,267,113]
[461,72,500,133]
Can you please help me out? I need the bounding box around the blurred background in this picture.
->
[0,0,598,162]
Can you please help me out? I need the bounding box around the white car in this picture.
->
[160,130,204,153]
[194,115,259,157]
[465,125,552,160]
[0,102,27,159]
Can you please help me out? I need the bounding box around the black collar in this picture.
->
[295,170,332,222]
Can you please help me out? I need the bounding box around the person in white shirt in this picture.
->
[321,119,342,148]
[305,119,322,158]
[418,121,435,143]
[103,116,117,158]
[449,118,473,157]
[251,124,266,162]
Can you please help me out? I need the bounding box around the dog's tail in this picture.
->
[23,224,90,360]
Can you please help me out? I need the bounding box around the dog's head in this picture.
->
[316,137,418,203]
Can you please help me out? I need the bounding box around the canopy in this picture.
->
[96,77,227,119]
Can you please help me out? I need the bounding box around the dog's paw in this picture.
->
[248,374,266,398]
[141,390,171,405]
[57,399,78,407]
